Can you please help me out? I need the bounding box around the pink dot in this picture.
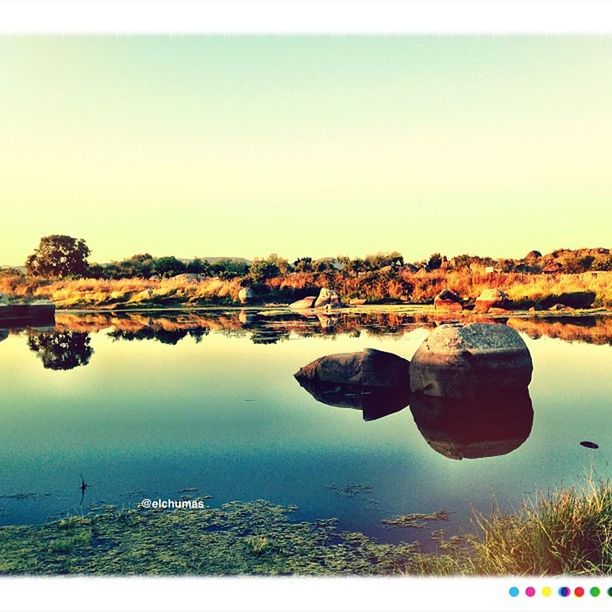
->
[526,587,536,597]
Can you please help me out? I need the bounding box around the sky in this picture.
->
[1,36,611,266]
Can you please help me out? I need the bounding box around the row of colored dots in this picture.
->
[509,586,610,597]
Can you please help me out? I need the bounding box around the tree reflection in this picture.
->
[28,331,94,370]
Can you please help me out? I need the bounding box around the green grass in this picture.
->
[467,476,611,575]
[0,477,609,576]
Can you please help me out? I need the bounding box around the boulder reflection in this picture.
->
[28,331,94,371]
[409,388,533,460]
[295,380,411,421]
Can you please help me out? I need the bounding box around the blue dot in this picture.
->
[509,587,520,597]
[559,587,571,597]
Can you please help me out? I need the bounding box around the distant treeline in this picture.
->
[3,238,610,283]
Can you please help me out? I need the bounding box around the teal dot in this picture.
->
[607,586,612,597]
[509,587,519,597]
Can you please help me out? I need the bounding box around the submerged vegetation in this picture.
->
[0,478,609,576]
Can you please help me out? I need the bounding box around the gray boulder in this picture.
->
[409,323,532,398]
[295,348,410,388]
[238,287,254,304]
[314,287,340,309]
[289,296,317,310]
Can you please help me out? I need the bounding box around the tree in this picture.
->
[293,257,313,272]
[427,253,443,270]
[153,256,186,278]
[249,259,280,284]
[25,235,90,278]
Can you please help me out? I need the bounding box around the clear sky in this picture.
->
[1,36,611,265]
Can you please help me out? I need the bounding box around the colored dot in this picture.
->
[542,587,552,597]
[575,587,584,598]
[509,587,519,597]
[559,587,571,597]
[590,587,600,597]
[608,586,612,597]
[526,587,536,597]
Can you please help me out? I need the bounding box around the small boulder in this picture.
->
[289,296,317,310]
[314,287,340,309]
[295,348,410,388]
[409,323,533,398]
[238,287,254,304]
[474,288,509,313]
[434,289,462,312]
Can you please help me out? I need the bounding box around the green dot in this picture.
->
[590,587,600,597]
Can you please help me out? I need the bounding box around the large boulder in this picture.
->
[409,323,532,398]
[295,379,411,421]
[314,287,340,309]
[474,288,509,313]
[238,287,254,304]
[295,348,410,388]
[410,388,533,460]
[434,289,462,312]
[289,296,317,310]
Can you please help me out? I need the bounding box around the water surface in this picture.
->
[0,310,609,546]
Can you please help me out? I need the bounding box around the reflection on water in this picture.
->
[27,331,94,371]
[4,309,609,349]
[294,380,411,421]
[409,389,534,460]
[508,316,612,346]
[0,309,609,541]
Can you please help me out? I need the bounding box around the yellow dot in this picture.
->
[542,587,552,597]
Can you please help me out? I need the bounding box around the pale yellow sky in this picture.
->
[1,36,611,265]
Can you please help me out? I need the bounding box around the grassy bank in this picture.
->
[1,270,611,310]
[0,478,608,576]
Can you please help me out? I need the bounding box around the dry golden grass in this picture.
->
[0,269,610,308]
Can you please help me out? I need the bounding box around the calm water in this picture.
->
[0,310,610,545]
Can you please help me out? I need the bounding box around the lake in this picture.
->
[0,309,609,547]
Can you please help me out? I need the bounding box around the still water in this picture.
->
[0,310,610,544]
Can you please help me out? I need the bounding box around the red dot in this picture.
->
[575,587,584,598]
[526,587,536,597]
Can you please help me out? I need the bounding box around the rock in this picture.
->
[295,348,410,388]
[409,323,533,398]
[541,291,596,308]
[474,288,508,313]
[410,388,533,460]
[289,296,317,310]
[487,307,510,315]
[295,379,411,421]
[434,289,462,312]
[238,287,254,304]
[314,287,340,309]
[579,441,599,449]
[349,298,367,306]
